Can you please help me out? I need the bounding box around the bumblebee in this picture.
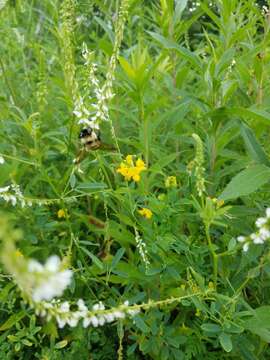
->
[79,127,101,151]
[74,126,115,164]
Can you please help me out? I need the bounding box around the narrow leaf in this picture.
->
[0,311,26,331]
[219,333,233,352]
[219,164,270,201]
[148,31,201,71]
[240,123,270,166]
[80,247,104,270]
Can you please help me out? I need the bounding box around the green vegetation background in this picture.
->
[1,0,270,359]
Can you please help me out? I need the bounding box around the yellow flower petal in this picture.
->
[117,155,147,182]
[126,155,133,165]
[138,208,153,219]
[136,158,146,169]
[133,174,140,182]
[165,176,177,188]
[57,209,66,219]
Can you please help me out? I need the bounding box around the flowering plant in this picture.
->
[1,1,270,359]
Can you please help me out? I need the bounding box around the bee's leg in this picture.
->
[73,148,86,165]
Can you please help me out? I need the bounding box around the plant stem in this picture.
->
[140,94,148,167]
[205,224,218,290]
[0,57,19,106]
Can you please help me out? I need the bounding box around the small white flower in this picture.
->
[92,303,100,311]
[98,316,105,326]
[28,260,43,273]
[98,302,105,310]
[243,243,249,252]
[0,186,10,193]
[90,316,99,327]
[113,311,125,319]
[256,217,267,228]
[67,316,79,327]
[259,228,270,241]
[45,256,61,272]
[83,317,91,328]
[60,301,70,313]
[253,236,264,244]
[10,195,17,206]
[28,257,72,302]
[237,236,246,243]
[0,156,5,164]
[104,313,115,323]
[128,308,140,316]
[77,299,88,312]
[56,316,66,328]
[266,208,270,218]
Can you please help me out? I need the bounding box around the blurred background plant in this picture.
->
[1,0,270,359]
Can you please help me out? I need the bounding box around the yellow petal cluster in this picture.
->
[117,155,146,182]
[57,209,67,219]
[138,208,153,219]
[165,176,177,188]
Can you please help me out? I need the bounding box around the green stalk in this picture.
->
[205,224,218,290]
[0,58,18,106]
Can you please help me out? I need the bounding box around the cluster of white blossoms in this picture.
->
[0,184,32,207]
[237,208,270,252]
[73,0,129,135]
[73,44,109,131]
[27,256,73,302]
[0,155,4,164]
[134,228,150,269]
[8,250,139,329]
[35,299,139,329]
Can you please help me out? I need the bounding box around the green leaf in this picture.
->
[174,0,188,19]
[76,182,107,193]
[80,247,104,270]
[240,123,270,166]
[69,173,76,188]
[150,153,177,173]
[133,315,149,333]
[0,311,26,331]
[219,164,270,201]
[201,323,222,333]
[0,283,15,302]
[110,248,125,271]
[200,2,221,28]
[148,32,201,71]
[244,306,270,342]
[94,16,114,42]
[119,57,136,80]
[219,333,233,352]
[229,107,270,126]
[55,340,68,349]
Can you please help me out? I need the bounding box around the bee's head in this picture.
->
[79,127,92,139]
[79,127,101,147]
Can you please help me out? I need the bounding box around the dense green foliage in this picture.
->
[1,0,270,359]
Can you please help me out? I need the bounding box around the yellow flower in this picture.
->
[212,198,225,209]
[136,158,146,170]
[138,208,153,219]
[57,209,66,219]
[165,176,177,188]
[15,250,23,258]
[126,155,134,165]
[117,155,146,182]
